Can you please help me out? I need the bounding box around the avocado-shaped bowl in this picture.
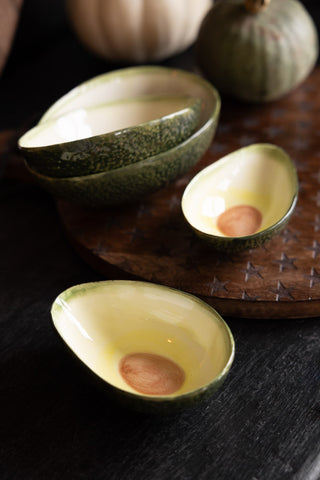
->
[51,280,235,414]
[181,143,299,252]
[39,66,219,125]
[18,95,201,178]
[25,67,220,206]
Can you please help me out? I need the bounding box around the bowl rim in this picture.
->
[181,142,299,243]
[18,94,201,151]
[51,279,235,404]
[26,83,220,183]
[39,65,221,126]
[27,107,216,182]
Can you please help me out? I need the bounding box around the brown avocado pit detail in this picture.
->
[119,352,185,395]
[217,205,262,237]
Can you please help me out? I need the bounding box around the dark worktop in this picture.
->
[1,1,319,479]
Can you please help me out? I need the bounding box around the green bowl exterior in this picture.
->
[57,329,232,415]
[191,210,295,253]
[28,114,219,207]
[20,100,201,178]
[106,364,231,415]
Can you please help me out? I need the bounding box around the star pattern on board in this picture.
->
[292,156,308,172]
[298,101,313,112]
[216,123,232,135]
[296,181,308,195]
[168,194,181,210]
[292,204,303,217]
[175,176,191,188]
[137,203,153,218]
[306,268,320,288]
[311,191,320,207]
[311,169,320,184]
[270,281,295,301]
[208,277,228,296]
[91,241,108,256]
[209,142,227,155]
[306,240,320,259]
[291,137,310,151]
[280,228,299,244]
[130,227,145,243]
[242,290,260,301]
[296,119,312,129]
[270,107,286,119]
[240,261,263,281]
[239,134,258,147]
[243,117,259,128]
[275,253,298,272]
[263,125,285,138]
[313,215,320,232]
[179,255,202,274]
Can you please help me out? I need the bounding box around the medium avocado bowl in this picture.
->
[26,113,216,206]
[51,280,235,414]
[18,95,200,178]
[181,143,299,253]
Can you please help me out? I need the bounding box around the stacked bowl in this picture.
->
[18,66,221,207]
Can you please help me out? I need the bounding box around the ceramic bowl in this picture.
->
[25,67,220,206]
[39,66,219,125]
[18,95,201,178]
[182,143,299,252]
[51,280,235,414]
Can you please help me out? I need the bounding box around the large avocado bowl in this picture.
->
[26,68,220,206]
[51,280,235,414]
[39,65,220,125]
[182,143,299,252]
[18,95,201,178]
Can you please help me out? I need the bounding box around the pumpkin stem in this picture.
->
[244,0,270,14]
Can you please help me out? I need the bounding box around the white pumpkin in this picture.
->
[67,0,213,63]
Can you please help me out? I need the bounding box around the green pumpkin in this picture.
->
[196,0,319,102]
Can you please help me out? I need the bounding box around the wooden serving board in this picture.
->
[56,69,320,319]
[7,69,320,319]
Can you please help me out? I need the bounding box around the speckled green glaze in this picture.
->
[106,368,229,415]
[19,97,201,178]
[191,214,294,253]
[54,307,232,415]
[28,109,219,207]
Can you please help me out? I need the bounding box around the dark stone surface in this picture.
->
[0,1,320,479]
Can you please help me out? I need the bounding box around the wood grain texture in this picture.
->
[56,67,320,319]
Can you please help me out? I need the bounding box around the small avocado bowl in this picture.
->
[51,280,235,414]
[18,95,201,178]
[181,143,299,253]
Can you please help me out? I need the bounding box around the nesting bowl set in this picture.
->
[19,66,220,207]
[18,66,299,413]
